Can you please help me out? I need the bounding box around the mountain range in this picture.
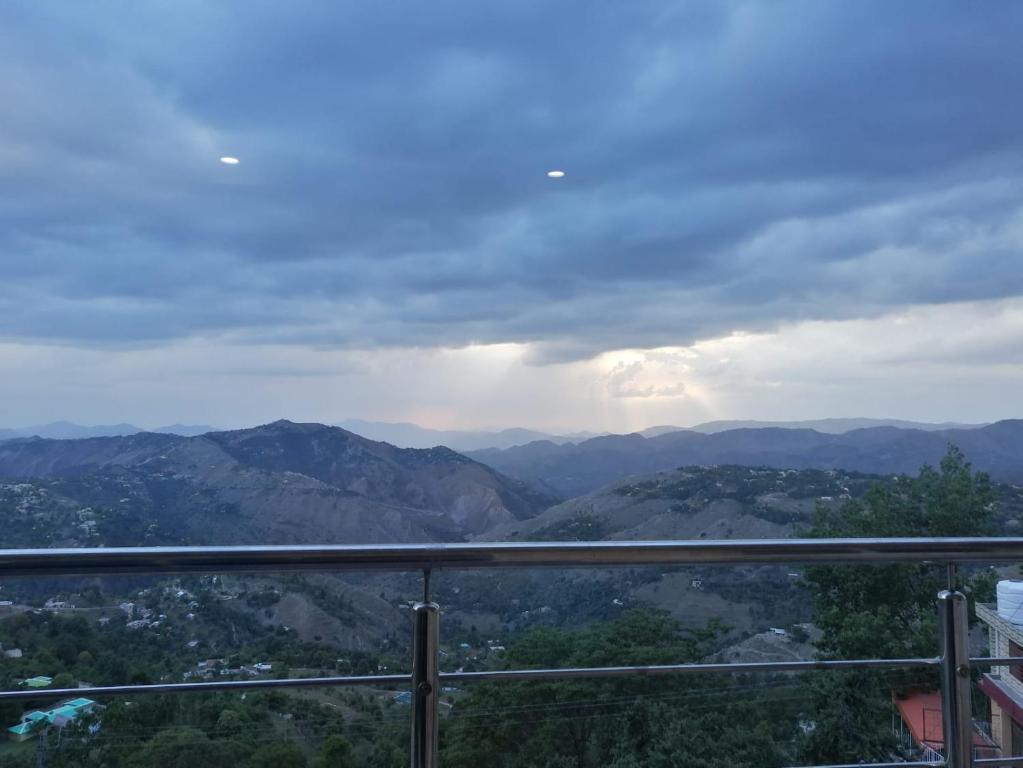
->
[3,419,1021,644]
[0,417,985,451]
[0,421,218,440]
[314,417,989,448]
[647,417,986,436]
[333,419,599,451]
[469,420,1023,498]
[0,420,555,545]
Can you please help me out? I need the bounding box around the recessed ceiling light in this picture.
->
[547,170,565,178]
[219,156,240,165]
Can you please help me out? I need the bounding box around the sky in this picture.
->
[1,1,1022,433]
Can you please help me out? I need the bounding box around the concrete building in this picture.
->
[976,603,1023,755]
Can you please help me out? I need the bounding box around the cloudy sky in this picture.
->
[1,1,1022,433]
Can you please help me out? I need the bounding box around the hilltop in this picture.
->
[0,420,556,546]
[480,465,880,543]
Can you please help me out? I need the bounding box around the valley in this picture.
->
[5,425,1020,652]
[0,420,1018,767]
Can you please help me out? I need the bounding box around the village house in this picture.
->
[6,698,98,742]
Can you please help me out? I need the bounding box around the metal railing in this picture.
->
[3,537,1023,768]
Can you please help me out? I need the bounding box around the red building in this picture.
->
[893,689,997,762]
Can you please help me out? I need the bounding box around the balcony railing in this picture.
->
[4,537,1023,768]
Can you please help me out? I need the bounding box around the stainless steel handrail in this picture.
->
[2,537,1020,768]
[3,536,1023,575]
[0,656,942,702]
[440,656,941,683]
[789,762,941,768]
[0,674,411,701]
[3,656,1013,704]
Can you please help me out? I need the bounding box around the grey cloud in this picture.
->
[604,361,687,399]
[1,1,1023,357]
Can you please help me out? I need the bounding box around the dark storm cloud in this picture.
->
[1,0,1022,358]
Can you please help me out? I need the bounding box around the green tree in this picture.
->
[127,727,235,768]
[214,708,244,738]
[315,735,354,768]
[249,742,306,768]
[442,608,795,768]
[51,672,76,690]
[799,446,995,764]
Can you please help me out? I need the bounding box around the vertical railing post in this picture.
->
[938,589,972,768]
[411,601,440,768]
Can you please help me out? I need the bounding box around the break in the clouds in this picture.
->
[1,1,1022,429]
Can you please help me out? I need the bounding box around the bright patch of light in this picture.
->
[219,156,240,165]
[546,170,565,178]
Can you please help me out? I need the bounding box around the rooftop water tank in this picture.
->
[997,580,1023,624]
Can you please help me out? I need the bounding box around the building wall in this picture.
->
[977,603,1023,755]
[992,700,1014,752]
[979,604,1023,702]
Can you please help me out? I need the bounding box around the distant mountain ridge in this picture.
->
[335,417,986,447]
[0,421,218,440]
[0,421,557,544]
[0,417,989,449]
[469,420,1023,498]
[334,419,601,451]
[641,417,987,437]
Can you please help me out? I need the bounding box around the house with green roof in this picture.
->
[20,676,52,688]
[6,698,97,742]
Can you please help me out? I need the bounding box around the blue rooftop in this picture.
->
[12,699,97,733]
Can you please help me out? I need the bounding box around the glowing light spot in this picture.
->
[219,156,240,165]
[546,170,565,178]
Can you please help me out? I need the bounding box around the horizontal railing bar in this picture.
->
[0,674,411,701]
[975,758,1023,766]
[0,656,939,702]
[972,657,1023,667]
[787,762,941,768]
[440,656,940,683]
[2,537,1023,576]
